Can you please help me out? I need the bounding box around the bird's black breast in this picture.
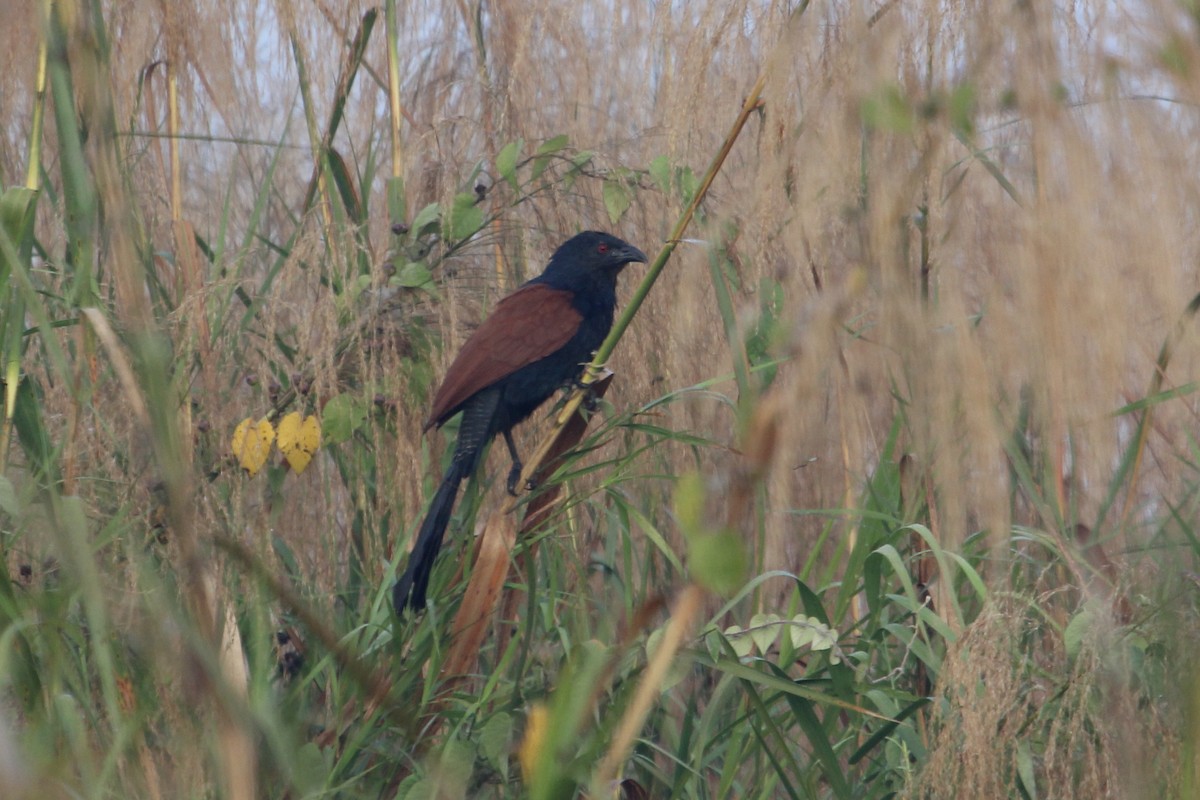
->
[491,279,616,432]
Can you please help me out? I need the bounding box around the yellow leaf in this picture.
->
[231,417,275,477]
[518,703,548,785]
[276,411,321,474]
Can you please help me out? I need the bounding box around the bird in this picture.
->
[394,231,648,613]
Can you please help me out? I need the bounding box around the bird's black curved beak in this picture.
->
[620,244,649,266]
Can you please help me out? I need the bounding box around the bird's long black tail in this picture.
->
[393,460,467,613]
[394,387,501,614]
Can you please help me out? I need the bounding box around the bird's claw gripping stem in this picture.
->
[506,461,523,496]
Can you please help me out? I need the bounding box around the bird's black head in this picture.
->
[540,231,648,286]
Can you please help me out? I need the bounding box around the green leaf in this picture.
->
[789,621,814,649]
[789,615,840,663]
[530,136,569,183]
[479,712,514,774]
[443,192,484,242]
[765,662,854,800]
[748,613,780,653]
[1017,738,1039,800]
[721,626,755,659]
[677,166,699,206]
[496,139,523,192]
[602,180,631,225]
[645,626,690,691]
[437,738,475,796]
[326,147,364,224]
[0,475,17,517]
[392,261,432,288]
[536,134,570,156]
[563,150,593,191]
[322,393,368,444]
[673,471,706,539]
[291,742,330,793]
[410,202,441,238]
[649,155,671,193]
[1,187,37,305]
[350,273,372,303]
[401,776,434,800]
[13,377,57,485]
[948,82,976,136]
[689,531,746,596]
[0,187,37,247]
[861,84,915,134]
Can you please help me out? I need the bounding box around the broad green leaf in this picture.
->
[677,166,699,205]
[602,180,631,225]
[748,613,780,653]
[322,393,368,444]
[443,192,484,242]
[690,531,746,596]
[291,741,331,793]
[948,82,976,136]
[401,777,434,800]
[351,273,372,303]
[479,712,514,774]
[410,202,441,238]
[791,615,840,663]
[721,626,755,659]
[790,622,814,649]
[496,139,523,192]
[530,135,569,182]
[436,738,474,796]
[564,150,593,191]
[392,261,432,288]
[673,471,706,539]
[1017,738,1039,800]
[536,134,570,156]
[649,155,671,193]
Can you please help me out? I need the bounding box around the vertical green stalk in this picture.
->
[283,0,333,232]
[1,5,49,474]
[25,13,47,193]
[516,64,777,492]
[384,0,407,226]
[46,0,102,497]
[0,189,38,474]
[46,0,96,300]
[589,71,770,370]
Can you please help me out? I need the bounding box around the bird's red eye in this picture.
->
[597,242,609,254]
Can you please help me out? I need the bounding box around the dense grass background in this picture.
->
[1,0,1199,797]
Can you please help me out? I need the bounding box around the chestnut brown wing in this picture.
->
[425,283,583,428]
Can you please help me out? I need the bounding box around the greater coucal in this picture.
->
[394,231,648,613]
